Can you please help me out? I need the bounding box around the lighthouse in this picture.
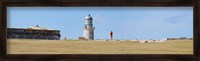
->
[83,14,95,40]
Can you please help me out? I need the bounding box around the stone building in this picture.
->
[7,25,61,40]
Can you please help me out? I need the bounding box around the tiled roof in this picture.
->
[27,26,48,30]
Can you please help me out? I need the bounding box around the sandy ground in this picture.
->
[7,39,193,54]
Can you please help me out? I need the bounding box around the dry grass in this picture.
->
[7,39,193,54]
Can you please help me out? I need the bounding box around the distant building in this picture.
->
[166,37,193,40]
[78,37,87,40]
[83,14,95,40]
[7,25,61,40]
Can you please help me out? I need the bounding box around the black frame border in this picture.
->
[0,0,199,61]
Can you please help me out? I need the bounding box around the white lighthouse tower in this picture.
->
[83,14,95,40]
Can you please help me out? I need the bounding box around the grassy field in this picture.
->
[7,39,193,54]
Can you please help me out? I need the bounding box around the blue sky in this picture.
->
[7,7,193,40]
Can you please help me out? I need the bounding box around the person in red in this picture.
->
[110,31,113,40]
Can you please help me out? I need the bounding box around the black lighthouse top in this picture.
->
[85,14,93,20]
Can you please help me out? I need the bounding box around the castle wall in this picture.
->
[166,38,193,40]
[7,28,61,40]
